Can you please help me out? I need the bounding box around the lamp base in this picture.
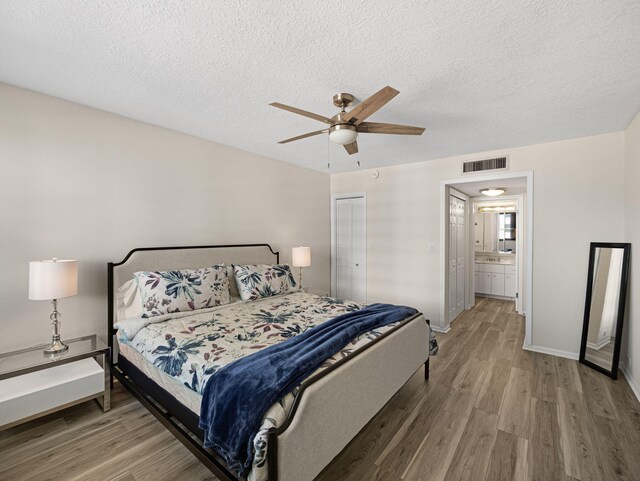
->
[44,298,69,355]
[298,266,303,291]
[44,339,69,355]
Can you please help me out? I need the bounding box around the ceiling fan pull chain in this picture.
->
[327,134,331,170]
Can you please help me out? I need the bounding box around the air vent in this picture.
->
[462,156,508,174]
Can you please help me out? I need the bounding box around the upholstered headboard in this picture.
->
[107,244,279,358]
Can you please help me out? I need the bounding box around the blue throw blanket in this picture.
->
[199,303,418,477]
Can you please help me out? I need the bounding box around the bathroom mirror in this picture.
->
[579,242,631,379]
[475,211,516,253]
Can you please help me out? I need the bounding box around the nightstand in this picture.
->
[0,335,110,430]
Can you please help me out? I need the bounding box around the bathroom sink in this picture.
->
[476,256,515,265]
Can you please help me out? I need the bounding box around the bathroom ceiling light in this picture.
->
[478,205,516,212]
[480,188,506,197]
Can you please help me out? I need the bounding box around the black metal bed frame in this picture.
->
[107,243,430,481]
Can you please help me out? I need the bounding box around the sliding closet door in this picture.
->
[335,196,366,303]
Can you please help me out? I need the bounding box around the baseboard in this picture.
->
[431,325,451,334]
[620,365,640,403]
[586,337,611,351]
[522,343,579,360]
[521,346,640,403]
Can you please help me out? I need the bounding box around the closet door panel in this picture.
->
[335,197,366,303]
[456,198,465,313]
[449,195,465,321]
[335,200,353,301]
[349,197,366,303]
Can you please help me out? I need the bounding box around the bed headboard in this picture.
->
[107,244,279,358]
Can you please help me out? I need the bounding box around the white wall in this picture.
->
[623,111,640,394]
[0,83,330,352]
[331,132,625,355]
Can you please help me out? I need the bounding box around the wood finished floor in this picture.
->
[585,341,615,370]
[1,297,639,481]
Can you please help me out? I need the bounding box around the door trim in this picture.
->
[440,170,534,346]
[331,192,367,300]
[471,194,524,314]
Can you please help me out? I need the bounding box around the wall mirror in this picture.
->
[474,211,517,253]
[579,242,631,379]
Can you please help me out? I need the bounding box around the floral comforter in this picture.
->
[116,292,403,481]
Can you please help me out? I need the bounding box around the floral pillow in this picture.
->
[134,265,231,318]
[233,264,298,301]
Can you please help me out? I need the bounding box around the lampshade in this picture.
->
[29,259,78,300]
[292,247,311,268]
[329,125,358,145]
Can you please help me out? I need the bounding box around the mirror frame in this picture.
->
[579,242,631,379]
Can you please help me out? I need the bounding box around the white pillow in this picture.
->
[115,279,143,321]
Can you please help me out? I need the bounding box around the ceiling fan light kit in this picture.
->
[328,124,358,145]
[270,86,425,156]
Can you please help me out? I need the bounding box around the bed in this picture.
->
[108,244,430,481]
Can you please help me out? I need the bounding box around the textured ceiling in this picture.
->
[1,1,639,173]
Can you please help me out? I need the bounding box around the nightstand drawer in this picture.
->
[0,358,104,428]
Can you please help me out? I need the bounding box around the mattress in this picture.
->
[116,291,404,481]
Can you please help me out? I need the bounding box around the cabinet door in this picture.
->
[491,273,505,296]
[474,272,479,293]
[483,214,496,252]
[474,216,484,252]
[504,273,517,298]
[479,272,492,294]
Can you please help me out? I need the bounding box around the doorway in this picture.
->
[439,171,533,346]
[331,193,367,302]
[473,198,522,313]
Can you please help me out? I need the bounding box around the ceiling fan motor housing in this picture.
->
[332,93,355,109]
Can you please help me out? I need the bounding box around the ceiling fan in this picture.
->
[270,86,425,155]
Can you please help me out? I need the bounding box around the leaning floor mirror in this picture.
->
[579,242,631,379]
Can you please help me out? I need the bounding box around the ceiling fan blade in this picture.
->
[278,129,328,144]
[343,140,358,155]
[358,122,425,135]
[269,102,333,124]
[342,86,399,125]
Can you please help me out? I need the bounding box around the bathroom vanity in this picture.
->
[474,255,517,299]
[474,208,518,300]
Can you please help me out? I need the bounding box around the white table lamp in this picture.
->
[29,258,78,354]
[291,246,311,290]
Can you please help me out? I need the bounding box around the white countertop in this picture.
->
[475,260,516,265]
